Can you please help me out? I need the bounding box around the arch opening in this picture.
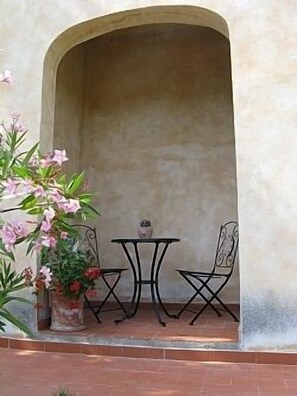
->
[40,6,239,344]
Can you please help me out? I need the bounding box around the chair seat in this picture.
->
[177,270,225,278]
[101,268,128,275]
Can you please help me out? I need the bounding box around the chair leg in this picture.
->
[84,294,101,323]
[209,294,239,322]
[189,300,211,325]
[176,291,199,318]
[200,280,239,322]
[189,279,238,325]
[96,273,127,316]
[177,272,222,318]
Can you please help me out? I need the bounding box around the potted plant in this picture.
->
[0,71,99,336]
[34,235,101,332]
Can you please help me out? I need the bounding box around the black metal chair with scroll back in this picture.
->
[175,221,239,325]
[73,224,128,323]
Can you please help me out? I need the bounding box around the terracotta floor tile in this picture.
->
[2,349,297,396]
[281,365,297,378]
[229,388,259,396]
[40,305,240,345]
[259,389,297,396]
[285,379,297,389]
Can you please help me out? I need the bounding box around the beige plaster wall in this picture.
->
[1,0,297,348]
[53,44,85,174]
[77,24,238,303]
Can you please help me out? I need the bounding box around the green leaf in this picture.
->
[82,202,100,216]
[26,240,35,256]
[57,174,67,186]
[0,308,34,338]
[11,166,30,178]
[23,142,39,164]
[0,242,15,261]
[4,296,32,305]
[77,193,94,204]
[19,194,38,210]
[67,171,85,195]
[27,207,43,215]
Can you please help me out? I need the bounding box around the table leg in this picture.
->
[115,242,141,324]
[154,242,177,319]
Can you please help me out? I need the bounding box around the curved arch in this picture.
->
[40,5,229,149]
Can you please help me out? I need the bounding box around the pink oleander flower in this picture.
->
[2,177,18,195]
[0,69,12,84]
[11,221,29,238]
[52,149,68,166]
[43,207,55,221]
[60,231,68,239]
[38,266,52,288]
[40,154,54,168]
[10,112,21,121]
[33,239,43,252]
[48,190,62,203]
[0,224,16,251]
[0,221,29,251]
[41,235,57,248]
[12,121,26,133]
[40,219,51,233]
[21,179,35,193]
[58,198,81,214]
[33,185,45,197]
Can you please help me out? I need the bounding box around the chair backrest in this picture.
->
[72,224,100,265]
[213,221,239,274]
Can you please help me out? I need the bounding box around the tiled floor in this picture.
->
[1,347,297,396]
[41,304,239,347]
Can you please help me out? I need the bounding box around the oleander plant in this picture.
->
[0,69,99,336]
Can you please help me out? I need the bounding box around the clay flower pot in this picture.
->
[50,291,85,332]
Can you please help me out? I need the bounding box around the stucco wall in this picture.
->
[1,0,297,348]
[79,24,238,302]
[53,44,85,174]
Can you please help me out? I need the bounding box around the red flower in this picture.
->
[69,280,81,292]
[86,289,97,298]
[84,267,101,280]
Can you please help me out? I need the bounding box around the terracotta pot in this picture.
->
[50,291,85,332]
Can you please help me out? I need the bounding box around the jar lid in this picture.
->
[140,220,151,227]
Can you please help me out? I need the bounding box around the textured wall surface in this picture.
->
[53,44,85,174]
[1,0,297,348]
[80,24,237,302]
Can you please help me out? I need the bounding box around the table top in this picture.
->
[111,238,180,244]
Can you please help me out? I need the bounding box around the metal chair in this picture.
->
[73,224,128,323]
[176,221,239,325]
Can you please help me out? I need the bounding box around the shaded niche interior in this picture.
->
[53,23,238,304]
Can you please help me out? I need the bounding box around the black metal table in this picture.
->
[111,238,180,326]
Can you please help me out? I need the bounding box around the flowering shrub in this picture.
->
[28,236,101,300]
[0,70,99,335]
[0,112,98,257]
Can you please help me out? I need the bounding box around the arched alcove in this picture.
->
[40,5,229,150]
[40,5,239,323]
